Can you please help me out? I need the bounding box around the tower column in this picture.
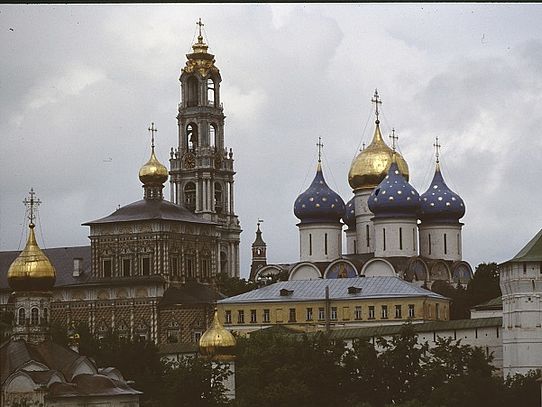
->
[354,189,374,254]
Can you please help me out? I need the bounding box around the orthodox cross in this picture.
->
[257,218,264,230]
[433,136,441,163]
[148,122,157,149]
[389,128,398,152]
[371,89,382,122]
[197,18,204,39]
[316,137,324,163]
[23,188,41,227]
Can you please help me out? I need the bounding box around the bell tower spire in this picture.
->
[169,21,241,277]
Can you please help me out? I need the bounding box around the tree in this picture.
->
[466,262,501,308]
[214,272,258,297]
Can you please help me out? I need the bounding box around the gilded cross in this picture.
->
[433,136,441,163]
[23,188,41,227]
[316,137,324,163]
[197,18,204,39]
[371,89,382,122]
[148,122,158,149]
[389,128,398,152]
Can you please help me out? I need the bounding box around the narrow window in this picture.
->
[18,308,26,325]
[263,309,270,323]
[187,76,199,107]
[436,303,440,320]
[324,233,328,255]
[444,233,447,255]
[250,309,257,323]
[383,228,386,251]
[309,234,312,256]
[395,305,402,319]
[428,233,432,255]
[366,225,370,247]
[523,263,527,274]
[186,123,199,150]
[331,307,337,320]
[225,310,232,324]
[103,259,112,278]
[31,308,39,325]
[142,257,151,276]
[289,308,297,322]
[123,258,131,277]
[43,308,49,324]
[184,182,196,212]
[209,124,217,147]
[355,306,362,320]
[381,305,388,319]
[399,227,403,250]
[368,306,375,320]
[408,304,415,318]
[354,240,357,254]
[457,233,460,255]
[475,328,478,339]
[237,310,245,324]
[318,307,325,321]
[214,182,223,213]
[207,78,215,106]
[413,228,416,251]
[306,308,313,321]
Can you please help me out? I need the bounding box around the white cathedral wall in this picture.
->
[345,229,357,255]
[373,218,418,258]
[354,189,374,254]
[418,223,463,262]
[299,223,342,263]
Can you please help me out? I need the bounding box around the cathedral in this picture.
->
[0,23,239,349]
[249,91,474,289]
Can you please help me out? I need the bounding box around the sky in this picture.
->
[1,4,541,279]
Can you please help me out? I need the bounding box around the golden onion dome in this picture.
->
[8,224,56,291]
[138,147,168,186]
[199,309,237,362]
[348,121,409,191]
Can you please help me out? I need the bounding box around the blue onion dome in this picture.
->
[419,163,465,223]
[368,159,420,218]
[343,197,356,229]
[294,163,346,224]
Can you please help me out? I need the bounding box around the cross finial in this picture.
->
[361,142,366,151]
[197,18,204,41]
[148,122,158,150]
[389,128,398,152]
[23,188,41,228]
[316,137,324,163]
[257,218,264,229]
[433,136,442,164]
[371,88,382,123]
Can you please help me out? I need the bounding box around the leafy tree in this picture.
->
[0,310,13,342]
[214,272,258,297]
[466,262,501,307]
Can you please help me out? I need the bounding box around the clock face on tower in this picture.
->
[183,153,196,169]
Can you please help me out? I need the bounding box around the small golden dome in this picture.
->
[8,225,56,291]
[199,309,236,362]
[348,121,409,191]
[139,148,168,186]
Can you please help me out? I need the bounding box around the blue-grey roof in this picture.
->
[343,197,356,230]
[219,276,446,304]
[419,165,465,223]
[368,162,420,218]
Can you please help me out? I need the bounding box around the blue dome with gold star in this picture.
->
[294,164,345,225]
[343,197,356,229]
[419,164,465,223]
[368,161,420,218]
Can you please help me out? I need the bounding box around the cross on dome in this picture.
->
[148,122,158,150]
[316,137,324,163]
[197,18,204,42]
[433,136,442,164]
[389,128,398,152]
[371,89,382,123]
[23,188,41,227]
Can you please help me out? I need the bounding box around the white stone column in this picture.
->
[354,189,374,254]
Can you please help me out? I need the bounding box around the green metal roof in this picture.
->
[471,296,502,310]
[511,229,542,262]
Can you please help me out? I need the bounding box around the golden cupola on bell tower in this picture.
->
[348,90,409,191]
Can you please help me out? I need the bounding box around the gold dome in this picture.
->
[139,148,168,186]
[199,309,237,362]
[8,225,56,291]
[348,121,409,191]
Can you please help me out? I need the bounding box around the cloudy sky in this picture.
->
[1,4,541,278]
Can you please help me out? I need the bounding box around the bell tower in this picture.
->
[169,19,241,277]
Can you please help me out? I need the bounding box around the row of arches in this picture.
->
[17,307,49,326]
[185,122,220,150]
[255,258,473,284]
[186,76,219,108]
[183,181,225,213]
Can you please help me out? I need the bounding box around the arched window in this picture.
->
[209,124,217,147]
[18,308,25,325]
[187,76,199,107]
[214,183,223,213]
[184,182,196,211]
[207,78,215,107]
[31,308,39,325]
[43,308,49,324]
[186,123,198,151]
